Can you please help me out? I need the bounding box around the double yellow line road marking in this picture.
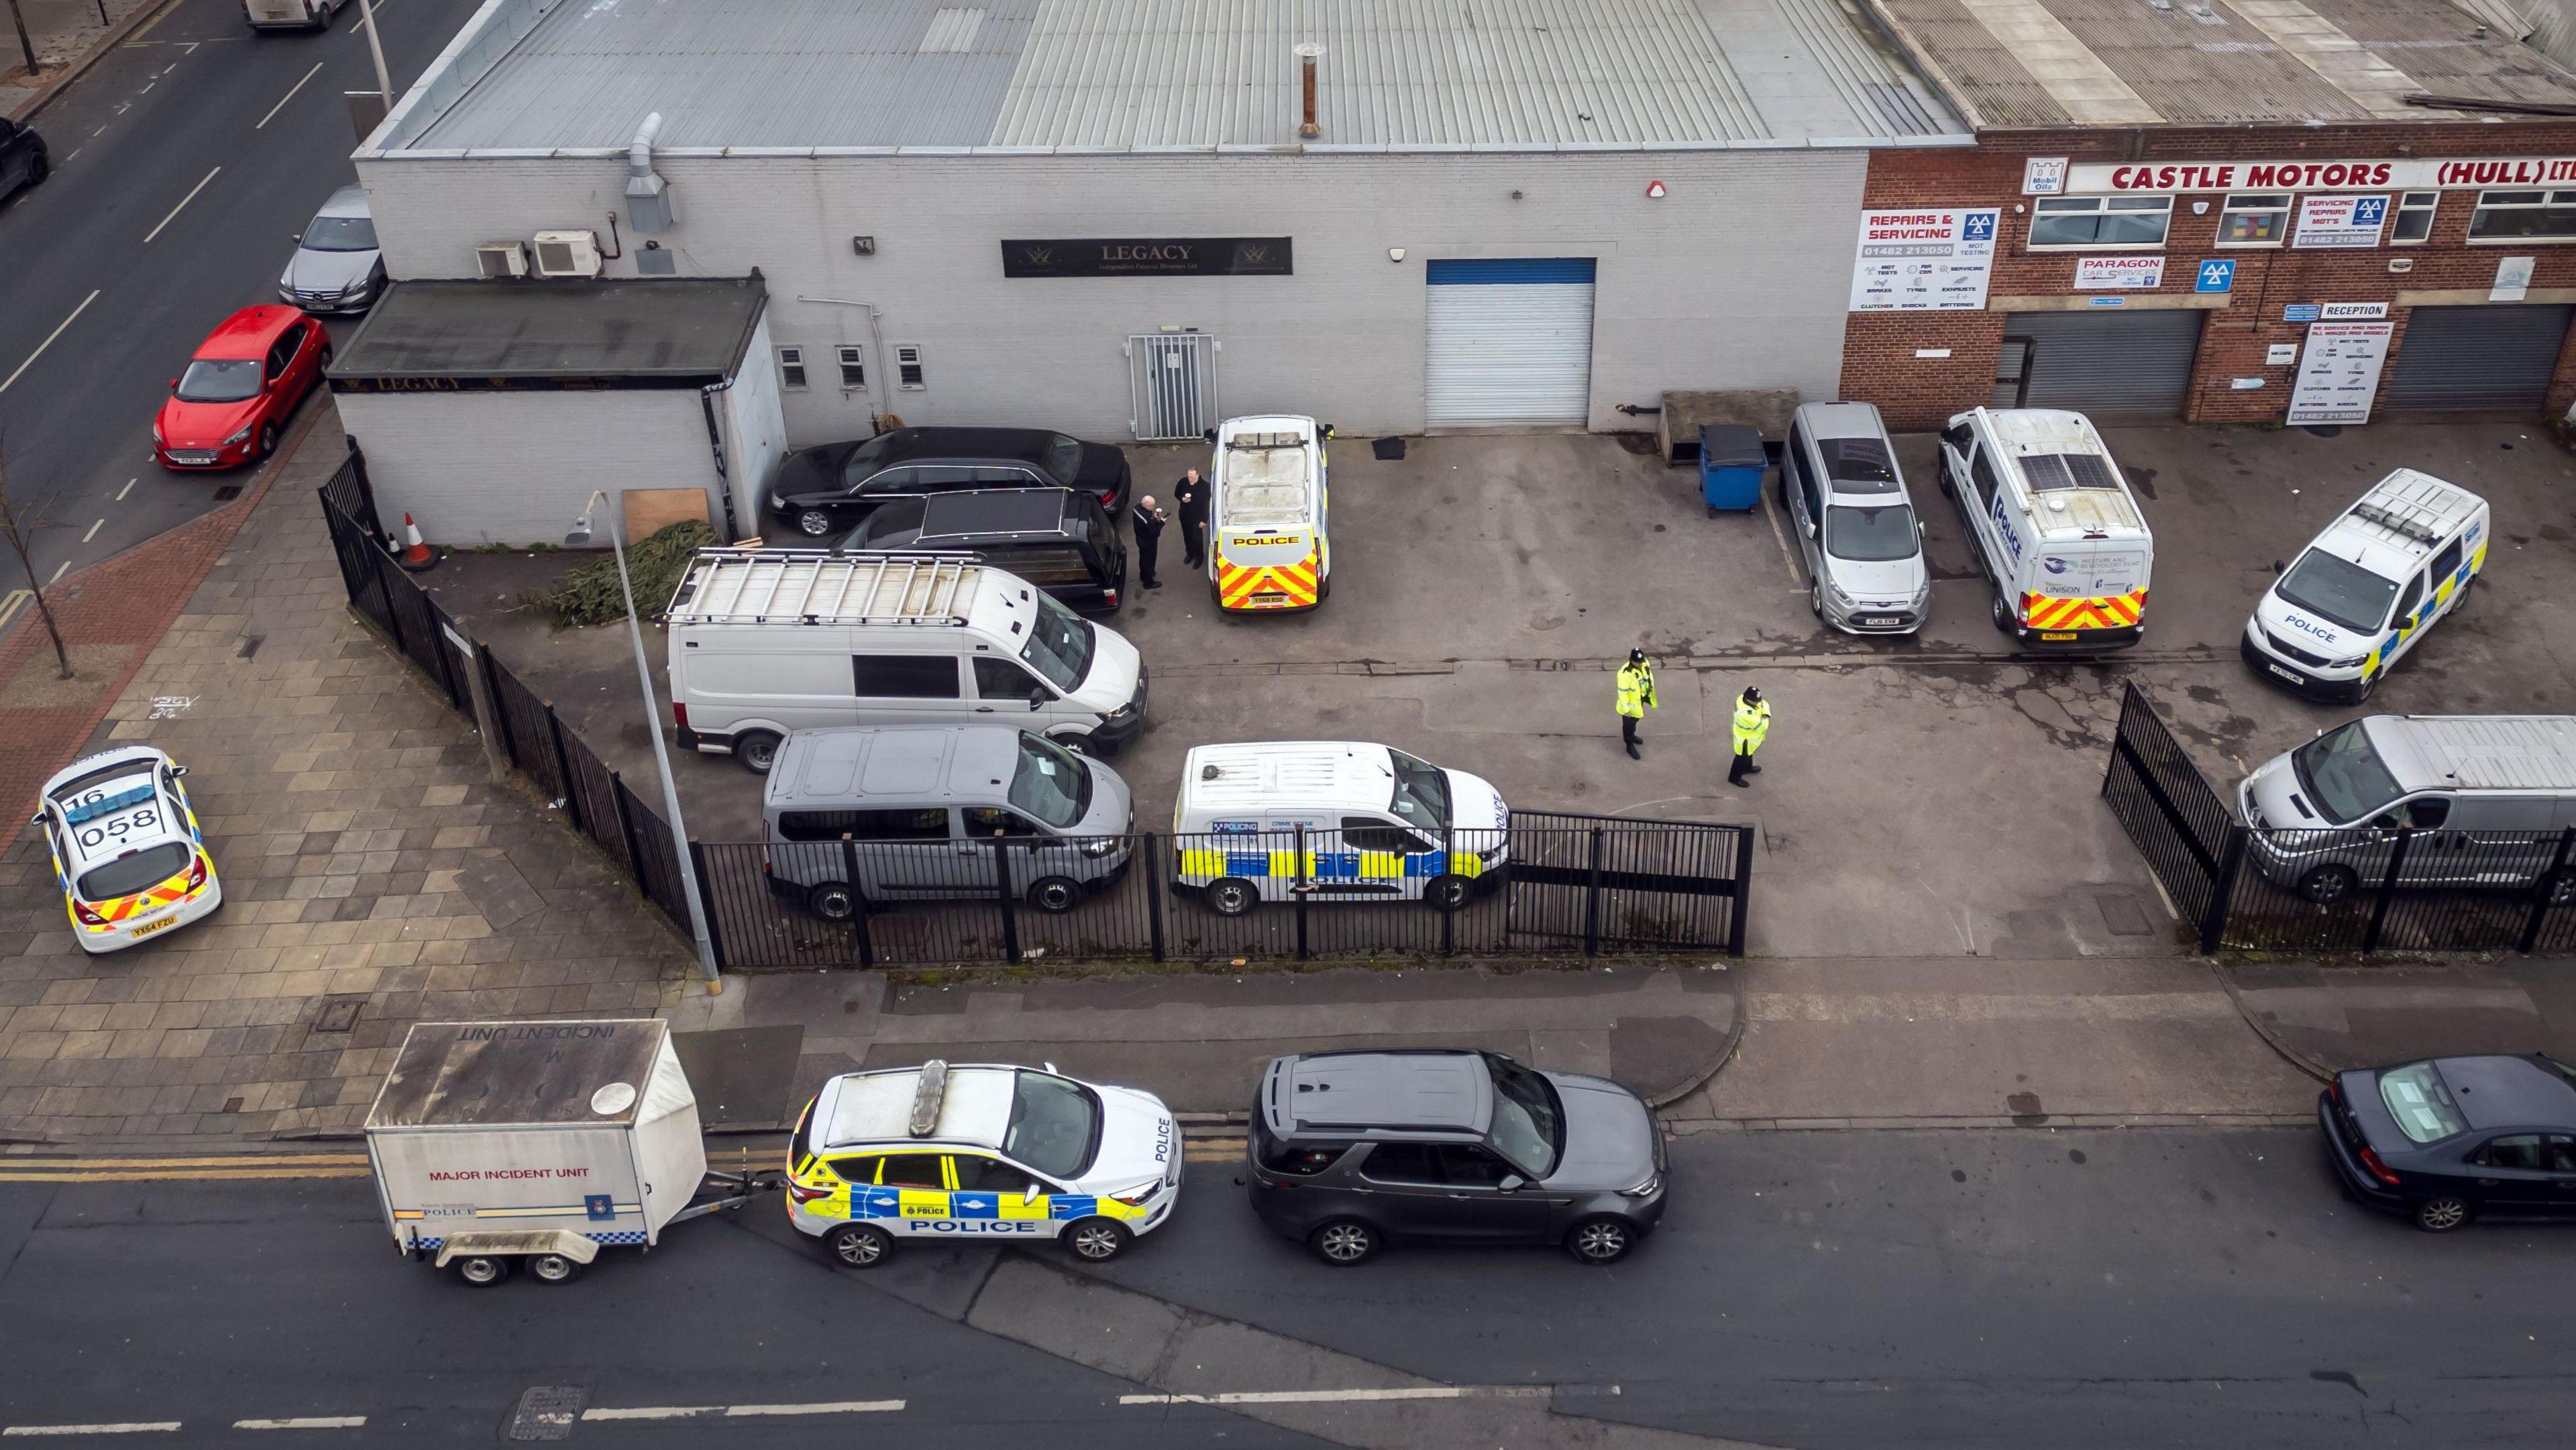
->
[0,1154,370,1184]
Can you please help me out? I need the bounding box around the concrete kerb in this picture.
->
[2208,957,2339,1086]
[1646,966,1746,1110]
[7,0,183,123]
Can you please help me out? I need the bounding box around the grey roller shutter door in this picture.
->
[1425,258,1597,429]
[2003,309,2206,419]
[2386,305,2573,413]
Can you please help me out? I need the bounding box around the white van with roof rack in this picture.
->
[1935,407,2153,652]
[665,550,1148,772]
[2242,470,2487,703]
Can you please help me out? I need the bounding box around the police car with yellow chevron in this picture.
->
[2242,470,2487,704]
[785,1060,1180,1269]
[34,745,221,953]
[1171,741,1509,917]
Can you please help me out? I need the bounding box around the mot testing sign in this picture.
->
[2286,321,2394,425]
[2294,195,2389,249]
[2074,256,2165,291]
[1848,209,1999,311]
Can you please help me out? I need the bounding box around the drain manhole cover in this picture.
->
[313,997,363,1033]
[508,1386,586,1441]
[2094,893,2153,937]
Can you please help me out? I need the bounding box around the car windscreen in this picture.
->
[2291,720,2405,826]
[1825,504,1919,562]
[1387,748,1450,833]
[2275,548,2399,635]
[1008,731,1089,830]
[839,433,896,488]
[1005,1070,1102,1180]
[301,215,378,252]
[843,498,926,549]
[1485,1055,1562,1178]
[1019,592,1095,692]
[1046,434,1086,484]
[2377,1061,2467,1144]
[75,841,189,902]
[175,358,261,403]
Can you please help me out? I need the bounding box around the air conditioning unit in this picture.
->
[474,240,529,278]
[532,229,603,278]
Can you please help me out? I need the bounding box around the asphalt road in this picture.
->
[1,1127,2569,1447]
[0,0,476,606]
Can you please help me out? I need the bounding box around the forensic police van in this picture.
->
[784,1060,1180,1269]
[1171,741,1509,917]
[1207,415,1329,613]
[2241,470,2487,703]
[1936,407,2153,652]
[33,745,221,953]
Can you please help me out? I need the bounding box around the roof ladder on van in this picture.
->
[663,550,980,627]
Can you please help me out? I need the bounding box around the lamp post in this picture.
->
[357,0,390,107]
[569,490,720,992]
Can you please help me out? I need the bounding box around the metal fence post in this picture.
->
[480,647,518,768]
[2362,829,2413,955]
[608,771,643,884]
[2518,826,2576,954]
[1725,825,1752,958]
[370,552,407,655]
[1582,826,1605,957]
[687,841,727,971]
[2199,827,2249,955]
[545,704,582,830]
[991,838,1021,964]
[1143,833,1167,964]
[840,835,875,969]
[1292,824,1310,962]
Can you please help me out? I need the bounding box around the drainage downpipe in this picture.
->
[700,378,740,541]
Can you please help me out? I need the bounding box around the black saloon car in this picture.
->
[0,118,48,207]
[766,426,1132,539]
[837,488,1128,612]
[1244,1049,1667,1266]
[2320,1053,2576,1231]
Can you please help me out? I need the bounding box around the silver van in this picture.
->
[763,725,1134,918]
[2238,715,2576,904]
[1782,402,1929,634]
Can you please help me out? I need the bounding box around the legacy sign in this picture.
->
[1002,237,1292,278]
[2061,158,2576,193]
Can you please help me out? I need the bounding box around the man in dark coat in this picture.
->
[1131,495,1169,589]
[1173,467,1210,570]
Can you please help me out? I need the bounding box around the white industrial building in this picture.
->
[350,0,1968,446]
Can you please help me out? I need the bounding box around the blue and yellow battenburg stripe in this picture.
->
[1175,847,1485,883]
[2362,535,2485,676]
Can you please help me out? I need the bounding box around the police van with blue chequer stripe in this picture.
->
[1172,741,1509,918]
[786,1061,1180,1269]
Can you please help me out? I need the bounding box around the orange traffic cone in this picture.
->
[395,513,440,573]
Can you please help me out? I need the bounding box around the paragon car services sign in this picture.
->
[2063,157,2576,193]
[1002,238,1293,278]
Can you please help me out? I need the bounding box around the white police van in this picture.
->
[1171,741,1509,917]
[2241,469,2487,703]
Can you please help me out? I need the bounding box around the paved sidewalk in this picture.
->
[2222,958,2576,1080]
[0,417,687,1142]
[1,0,161,119]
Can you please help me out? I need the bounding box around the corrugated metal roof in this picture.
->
[1866,0,2576,129]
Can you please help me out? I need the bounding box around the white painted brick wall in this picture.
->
[337,387,720,546]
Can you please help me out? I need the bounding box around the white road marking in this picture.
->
[47,562,68,586]
[1,1426,182,1437]
[142,166,221,246]
[1758,476,1803,587]
[580,1402,903,1421]
[1120,1387,1556,1406]
[137,83,152,94]
[80,519,102,543]
[0,290,101,394]
[0,591,29,631]
[232,1419,364,1431]
[60,148,80,163]
[115,478,136,502]
[256,63,325,129]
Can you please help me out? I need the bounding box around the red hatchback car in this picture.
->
[154,305,328,470]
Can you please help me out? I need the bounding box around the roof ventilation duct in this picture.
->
[625,111,674,234]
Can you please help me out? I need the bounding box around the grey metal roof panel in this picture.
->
[329,277,768,382]
[368,1021,667,1129]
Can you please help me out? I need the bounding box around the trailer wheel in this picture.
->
[450,1254,511,1287]
[527,1253,584,1284]
[824,1223,891,1270]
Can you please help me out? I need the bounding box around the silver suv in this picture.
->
[1782,401,1929,635]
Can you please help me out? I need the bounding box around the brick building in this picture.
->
[1843,0,2576,430]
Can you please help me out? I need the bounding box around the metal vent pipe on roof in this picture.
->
[1295,42,1324,138]
[626,111,674,234]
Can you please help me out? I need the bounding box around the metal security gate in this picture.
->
[2385,305,2574,413]
[1425,258,1597,429]
[1504,811,1750,955]
[2000,309,2205,418]
[1129,332,1217,441]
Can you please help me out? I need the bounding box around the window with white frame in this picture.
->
[895,345,926,390]
[2028,195,2173,249]
[836,345,866,389]
[2390,191,2438,244]
[2214,193,2292,247]
[2468,190,2576,242]
[777,346,808,390]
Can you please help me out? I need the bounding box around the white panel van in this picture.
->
[1170,741,1508,917]
[1936,407,2153,653]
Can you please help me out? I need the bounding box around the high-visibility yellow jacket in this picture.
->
[1615,663,1656,719]
[1732,697,1772,753]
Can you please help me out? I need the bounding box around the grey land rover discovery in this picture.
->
[1244,1049,1668,1265]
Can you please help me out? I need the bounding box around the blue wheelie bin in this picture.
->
[1698,425,1767,515]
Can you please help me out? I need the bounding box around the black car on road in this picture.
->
[0,119,48,207]
[2320,1053,2576,1231]
[1244,1049,1666,1265]
[766,426,1132,540]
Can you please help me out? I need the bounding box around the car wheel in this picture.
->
[807,881,859,922]
[1205,878,1258,917]
[256,423,279,461]
[2452,575,2474,613]
[735,730,783,774]
[1990,594,2012,633]
[27,148,48,185]
[1424,874,1470,913]
[1309,1219,1379,1266]
[2411,1195,2473,1233]
[1936,458,1954,497]
[1064,1217,1131,1263]
[527,1252,583,1284]
[1809,579,1824,619]
[2298,864,2359,905]
[449,1254,511,1286]
[1028,875,1081,915]
[796,509,837,537]
[1566,1216,1636,1264]
[2536,867,2576,909]
[318,342,333,370]
[824,1223,891,1268]
[2354,668,2380,704]
[1318,572,1332,603]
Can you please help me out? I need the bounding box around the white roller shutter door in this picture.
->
[1424,258,1597,429]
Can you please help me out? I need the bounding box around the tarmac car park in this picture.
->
[32,746,222,953]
